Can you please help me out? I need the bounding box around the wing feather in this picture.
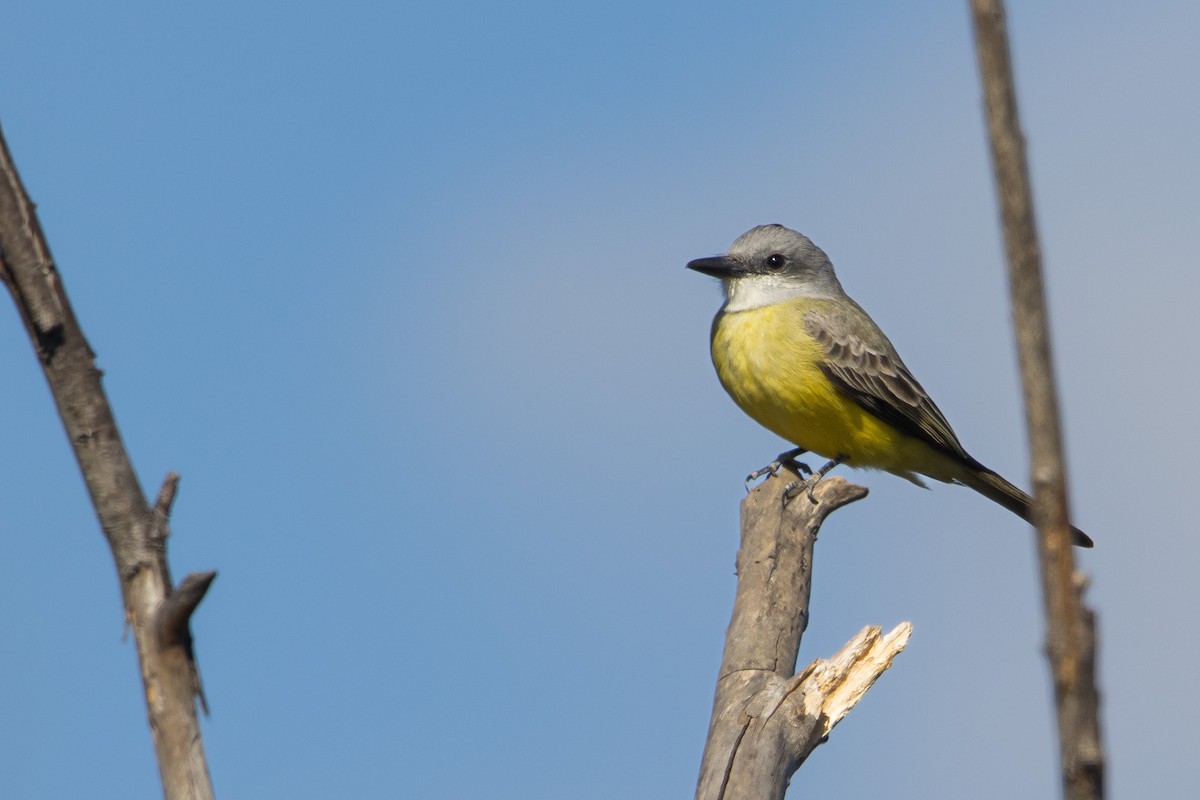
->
[804,308,971,462]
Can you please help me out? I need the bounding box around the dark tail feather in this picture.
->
[962,467,1093,548]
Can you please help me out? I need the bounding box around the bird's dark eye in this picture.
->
[766,254,786,271]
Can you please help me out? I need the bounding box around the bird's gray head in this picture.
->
[687,224,845,312]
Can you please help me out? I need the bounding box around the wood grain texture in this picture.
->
[0,123,215,800]
[696,469,910,800]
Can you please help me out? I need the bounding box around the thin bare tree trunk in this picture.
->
[0,122,216,800]
[969,4,1105,799]
[695,470,911,800]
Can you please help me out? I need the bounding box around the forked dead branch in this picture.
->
[695,470,911,800]
[0,123,216,800]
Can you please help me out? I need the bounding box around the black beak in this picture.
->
[686,255,741,278]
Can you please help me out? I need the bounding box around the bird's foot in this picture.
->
[782,455,847,507]
[783,476,821,506]
[745,447,810,492]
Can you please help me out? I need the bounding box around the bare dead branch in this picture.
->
[0,121,215,800]
[155,472,182,521]
[158,571,216,718]
[158,572,218,648]
[0,135,63,345]
[696,470,911,800]
[969,3,1105,798]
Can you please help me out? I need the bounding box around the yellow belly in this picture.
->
[711,302,947,479]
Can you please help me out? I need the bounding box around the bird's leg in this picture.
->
[783,455,847,506]
[745,446,811,492]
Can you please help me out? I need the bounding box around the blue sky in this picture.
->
[1,2,1197,798]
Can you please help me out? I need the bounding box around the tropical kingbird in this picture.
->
[688,224,1092,547]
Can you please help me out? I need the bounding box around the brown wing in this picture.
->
[804,307,974,464]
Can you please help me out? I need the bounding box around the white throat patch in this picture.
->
[722,274,838,313]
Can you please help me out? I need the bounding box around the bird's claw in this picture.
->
[779,455,848,508]
[744,447,811,492]
[782,475,822,507]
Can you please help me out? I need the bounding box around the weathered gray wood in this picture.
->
[696,469,911,800]
[970,4,1105,798]
[0,122,216,800]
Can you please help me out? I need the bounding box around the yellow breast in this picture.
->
[710,301,931,475]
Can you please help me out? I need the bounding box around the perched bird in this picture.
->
[688,224,1092,547]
